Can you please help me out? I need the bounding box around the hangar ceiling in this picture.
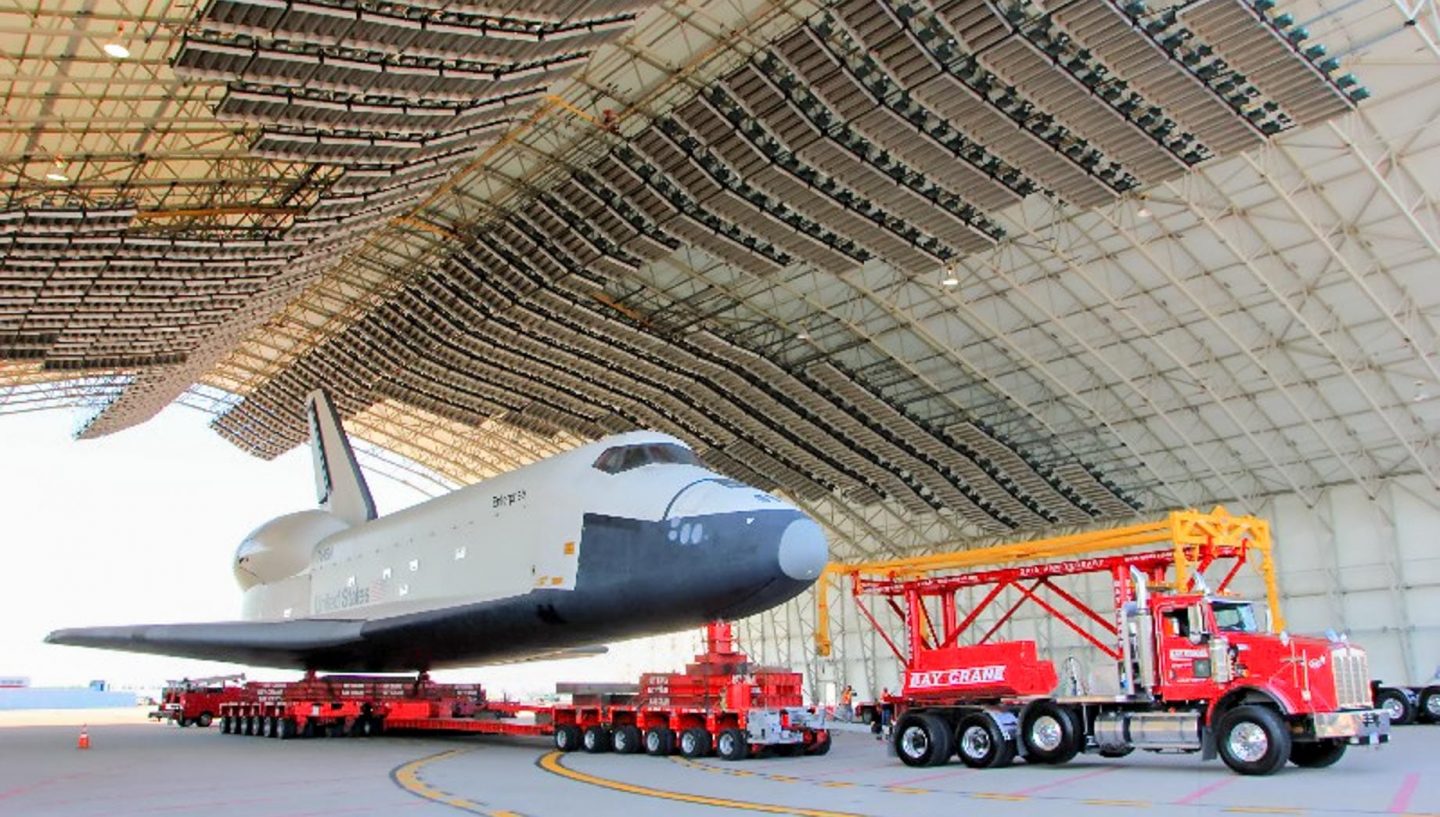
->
[3,0,1437,558]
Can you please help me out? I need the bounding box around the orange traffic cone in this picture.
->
[77,725,90,750]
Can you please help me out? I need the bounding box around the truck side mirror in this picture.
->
[1187,604,1207,638]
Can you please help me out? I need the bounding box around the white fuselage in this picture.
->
[237,431,794,623]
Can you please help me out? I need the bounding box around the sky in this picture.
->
[0,404,695,696]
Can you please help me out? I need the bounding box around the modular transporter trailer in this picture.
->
[214,622,829,759]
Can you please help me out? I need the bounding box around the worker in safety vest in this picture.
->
[839,685,855,721]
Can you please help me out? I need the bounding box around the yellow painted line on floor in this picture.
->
[1084,799,1151,808]
[819,781,855,788]
[1224,808,1304,815]
[768,775,799,783]
[391,749,521,817]
[886,787,930,795]
[538,751,864,817]
[974,792,1030,802]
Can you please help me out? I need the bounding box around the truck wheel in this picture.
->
[1289,740,1347,768]
[894,713,953,767]
[1021,701,1080,764]
[278,718,297,740]
[613,725,642,754]
[177,717,191,728]
[265,716,279,738]
[1419,687,1440,724]
[1217,705,1291,776]
[1098,746,1134,759]
[554,724,582,752]
[955,713,1015,769]
[197,712,213,728]
[244,716,256,735]
[717,728,749,761]
[804,730,832,756]
[679,728,712,758]
[1376,688,1415,725]
[220,716,232,734]
[582,725,611,753]
[644,727,674,756]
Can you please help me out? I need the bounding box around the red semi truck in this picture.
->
[819,507,1388,775]
[151,674,247,727]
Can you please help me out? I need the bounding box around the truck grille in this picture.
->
[1331,646,1371,710]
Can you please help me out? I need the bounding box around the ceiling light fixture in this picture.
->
[45,171,68,182]
[941,274,960,287]
[103,42,131,59]
[1137,206,1152,219]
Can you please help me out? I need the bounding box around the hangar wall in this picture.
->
[738,475,1440,703]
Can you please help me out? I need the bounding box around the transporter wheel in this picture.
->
[804,730,832,756]
[1217,705,1291,776]
[1289,740,1347,768]
[679,728,712,758]
[1376,688,1415,725]
[716,728,749,761]
[196,712,213,728]
[554,724,582,752]
[220,716,232,734]
[955,713,1015,769]
[612,725,642,755]
[582,725,611,753]
[1020,701,1081,764]
[278,718,297,740]
[265,716,279,738]
[1421,687,1440,723]
[894,713,953,768]
[244,716,257,735]
[643,727,674,756]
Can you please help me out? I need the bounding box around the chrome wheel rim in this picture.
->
[900,725,930,759]
[1228,721,1269,762]
[1030,715,1063,752]
[682,733,698,754]
[1382,698,1405,721]
[646,731,661,752]
[719,734,736,755]
[961,725,992,759]
[1426,696,1440,718]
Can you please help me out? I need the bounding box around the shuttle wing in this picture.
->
[45,619,365,668]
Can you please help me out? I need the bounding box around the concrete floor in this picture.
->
[0,718,1434,817]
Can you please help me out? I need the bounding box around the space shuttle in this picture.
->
[46,390,828,671]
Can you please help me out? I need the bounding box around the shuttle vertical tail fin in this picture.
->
[305,389,377,525]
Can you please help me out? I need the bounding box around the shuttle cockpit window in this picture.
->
[593,443,700,474]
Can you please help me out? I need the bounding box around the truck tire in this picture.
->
[197,712,213,728]
[805,730,832,756]
[582,725,611,753]
[716,728,749,761]
[1020,701,1080,764]
[177,717,191,728]
[278,718,297,740]
[1376,688,1416,725]
[613,725,642,754]
[644,727,674,756]
[220,716,232,734]
[1419,687,1440,724]
[1216,705,1291,776]
[679,727,712,758]
[894,713,953,767]
[554,724,582,752]
[1289,740,1347,768]
[955,712,1015,769]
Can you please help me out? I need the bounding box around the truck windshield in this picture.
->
[1211,600,1260,633]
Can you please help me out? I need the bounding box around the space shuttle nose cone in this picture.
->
[778,518,828,581]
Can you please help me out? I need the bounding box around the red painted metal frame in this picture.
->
[852,544,1250,665]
